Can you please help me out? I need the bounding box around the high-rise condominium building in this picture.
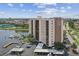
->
[29,16,63,47]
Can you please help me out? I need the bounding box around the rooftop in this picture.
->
[34,49,64,54]
[36,43,44,49]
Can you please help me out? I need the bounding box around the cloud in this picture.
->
[67,6,72,9]
[60,10,66,13]
[45,8,58,14]
[60,6,71,13]
[33,3,46,8]
[22,9,32,12]
[0,11,5,15]
[33,3,56,9]
[45,3,56,6]
[20,4,24,7]
[37,5,45,8]
[60,7,65,9]
[8,3,13,7]
[34,3,56,6]
[36,8,58,16]
[0,11,9,18]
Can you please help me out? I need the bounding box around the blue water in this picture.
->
[0,30,28,46]
[0,30,15,45]
[0,24,28,46]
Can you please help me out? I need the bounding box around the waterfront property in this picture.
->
[29,16,63,47]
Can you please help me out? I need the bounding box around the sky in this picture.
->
[0,3,79,18]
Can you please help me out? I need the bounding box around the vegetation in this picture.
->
[68,32,79,46]
[65,21,79,44]
[54,42,64,50]
[71,43,78,54]
[15,24,29,29]
[68,20,75,29]
[0,24,29,32]
[65,20,79,52]
[71,43,77,49]
[0,27,29,32]
[15,29,29,32]
[21,34,33,44]
[0,27,16,30]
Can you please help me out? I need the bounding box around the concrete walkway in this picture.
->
[4,43,36,56]
[0,38,21,56]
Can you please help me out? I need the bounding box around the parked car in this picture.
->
[26,45,32,48]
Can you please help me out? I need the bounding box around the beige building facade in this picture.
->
[29,16,63,47]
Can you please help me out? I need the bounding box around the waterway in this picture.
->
[0,30,28,45]
[0,24,28,55]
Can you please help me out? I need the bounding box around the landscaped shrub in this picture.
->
[54,42,65,50]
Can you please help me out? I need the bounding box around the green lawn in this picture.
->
[15,29,29,32]
[0,27,16,30]
[0,24,29,32]
[0,26,29,32]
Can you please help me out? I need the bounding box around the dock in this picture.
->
[3,42,18,48]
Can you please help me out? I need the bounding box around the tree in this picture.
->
[27,34,33,38]
[68,20,75,29]
[54,42,64,50]
[26,34,33,43]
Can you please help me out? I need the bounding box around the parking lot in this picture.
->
[21,44,36,56]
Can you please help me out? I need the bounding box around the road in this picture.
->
[4,43,36,56]
[21,44,36,56]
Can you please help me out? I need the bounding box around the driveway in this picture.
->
[21,44,36,56]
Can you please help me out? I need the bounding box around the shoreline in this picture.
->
[0,38,21,56]
[0,29,28,55]
[0,28,29,32]
[0,24,29,55]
